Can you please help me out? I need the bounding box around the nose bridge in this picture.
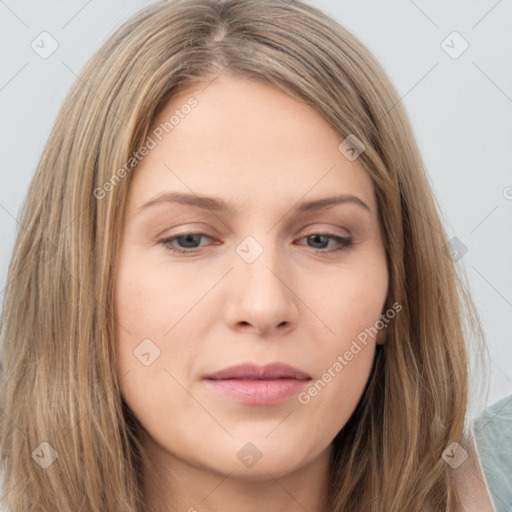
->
[235,233,288,301]
[226,233,298,334]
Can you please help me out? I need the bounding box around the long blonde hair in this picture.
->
[0,0,488,510]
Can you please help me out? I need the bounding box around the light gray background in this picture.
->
[1,0,511,409]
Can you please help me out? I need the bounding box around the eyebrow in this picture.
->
[136,191,371,216]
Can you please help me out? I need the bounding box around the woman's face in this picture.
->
[114,76,388,480]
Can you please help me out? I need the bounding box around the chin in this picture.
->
[194,437,327,481]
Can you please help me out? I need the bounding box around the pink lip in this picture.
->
[203,363,311,405]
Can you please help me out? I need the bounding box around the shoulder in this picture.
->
[453,432,496,512]
[474,395,512,512]
[454,433,497,512]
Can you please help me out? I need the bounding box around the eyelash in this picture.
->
[158,232,353,255]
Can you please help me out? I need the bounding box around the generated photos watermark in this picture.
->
[298,302,402,405]
[93,97,198,199]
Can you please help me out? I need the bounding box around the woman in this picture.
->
[0,0,496,510]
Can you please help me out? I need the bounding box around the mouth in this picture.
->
[203,362,312,405]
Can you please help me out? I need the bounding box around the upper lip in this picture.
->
[204,363,311,381]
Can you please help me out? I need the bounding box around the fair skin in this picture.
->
[456,434,496,511]
[115,75,387,512]
[114,75,494,512]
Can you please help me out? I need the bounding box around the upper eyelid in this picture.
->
[158,220,353,237]
[142,205,367,242]
[160,231,351,246]
[159,229,350,239]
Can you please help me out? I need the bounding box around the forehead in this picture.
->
[152,75,343,156]
[127,76,376,214]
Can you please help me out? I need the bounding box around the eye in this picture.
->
[159,232,353,255]
[159,233,213,253]
[295,233,353,254]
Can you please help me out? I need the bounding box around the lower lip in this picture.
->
[204,378,310,405]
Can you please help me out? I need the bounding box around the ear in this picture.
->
[375,326,388,345]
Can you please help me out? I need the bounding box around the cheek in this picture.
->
[114,253,170,335]
[114,253,173,405]
[113,274,191,442]
[297,346,376,451]
[296,293,381,442]
[114,249,209,345]
[113,249,214,424]
[295,255,387,429]
[311,254,388,343]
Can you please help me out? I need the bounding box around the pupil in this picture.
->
[310,234,328,248]
[180,234,200,248]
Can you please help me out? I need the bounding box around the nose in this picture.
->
[224,244,300,336]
